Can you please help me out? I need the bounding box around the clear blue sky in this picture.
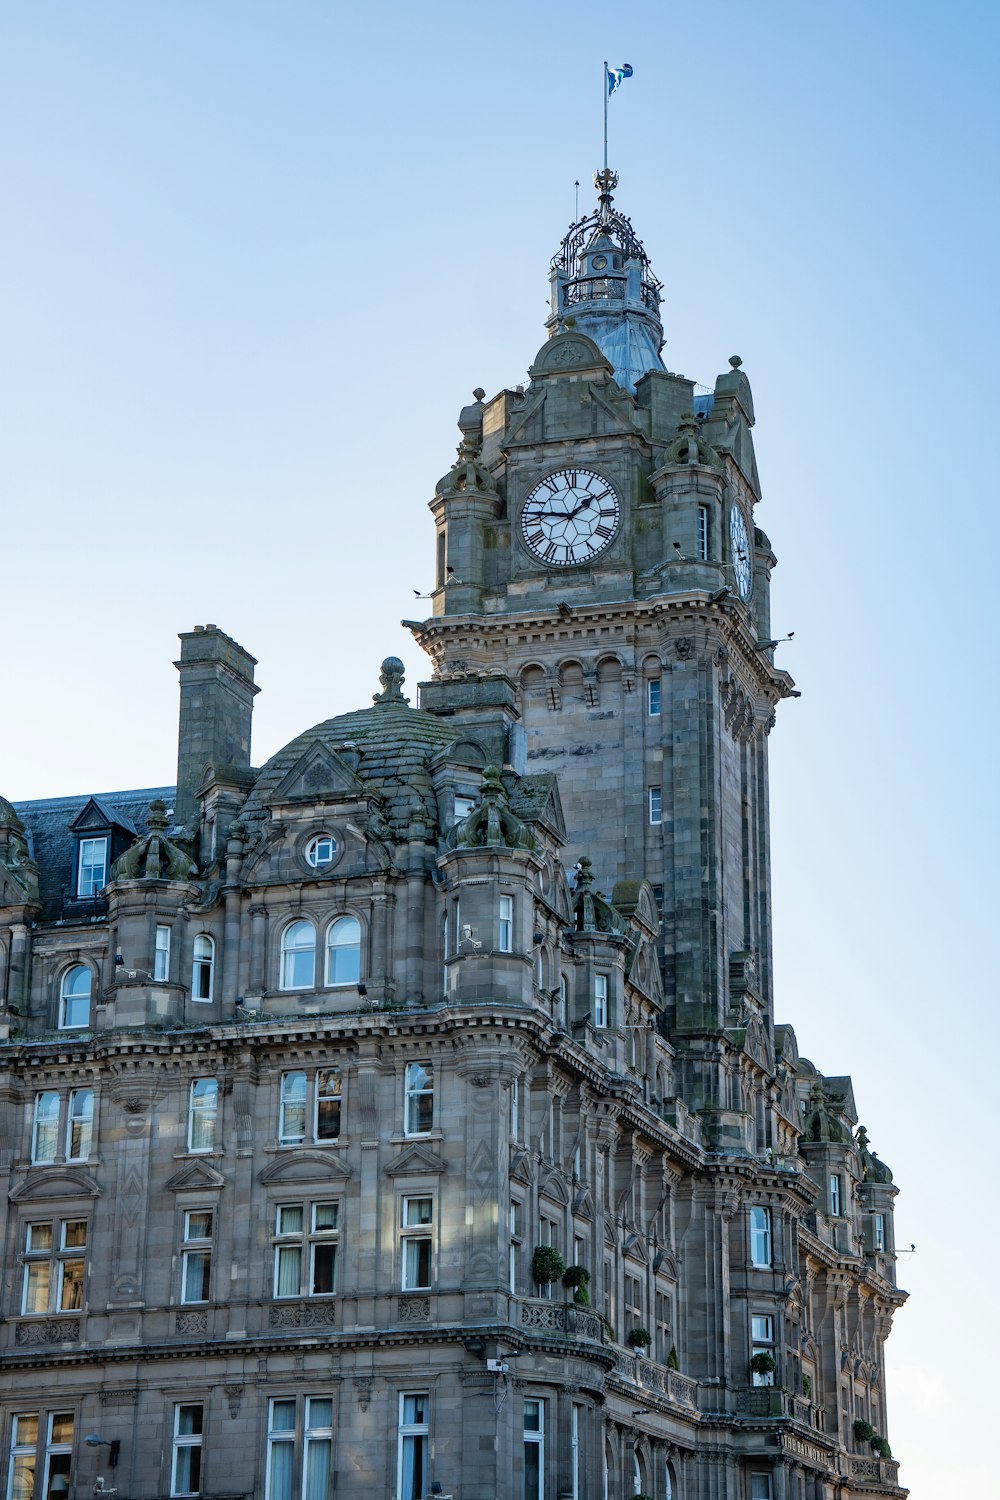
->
[3,3,996,1490]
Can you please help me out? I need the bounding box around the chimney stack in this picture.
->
[174,625,258,831]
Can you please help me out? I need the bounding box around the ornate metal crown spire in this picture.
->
[546,170,665,395]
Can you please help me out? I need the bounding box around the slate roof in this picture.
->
[240,701,462,843]
[13,786,174,921]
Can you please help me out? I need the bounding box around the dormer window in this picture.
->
[77,837,108,897]
[454,795,476,821]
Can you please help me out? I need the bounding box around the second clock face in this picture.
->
[730,503,753,599]
[520,469,621,567]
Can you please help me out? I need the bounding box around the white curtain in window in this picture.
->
[304,1437,331,1500]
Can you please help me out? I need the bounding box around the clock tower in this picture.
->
[410,169,795,1049]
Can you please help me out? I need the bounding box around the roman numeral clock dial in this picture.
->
[519,468,621,567]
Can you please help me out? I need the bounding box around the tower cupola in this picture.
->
[547,168,665,394]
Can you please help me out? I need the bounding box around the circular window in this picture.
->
[305,834,338,868]
[592,253,607,271]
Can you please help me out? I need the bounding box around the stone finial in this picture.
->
[572,856,626,934]
[110,799,198,883]
[729,355,743,369]
[446,767,536,851]
[373,657,409,706]
[0,796,40,906]
[664,411,719,468]
[856,1125,893,1183]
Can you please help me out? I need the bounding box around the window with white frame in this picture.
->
[510,1077,519,1141]
[77,837,107,897]
[192,934,215,1001]
[509,1201,523,1294]
[873,1212,886,1251]
[499,894,514,952]
[21,1218,86,1315]
[397,1393,429,1500]
[272,1202,339,1299]
[633,1453,643,1496]
[404,1062,433,1136]
[325,916,361,986]
[305,833,337,869]
[523,1398,544,1500]
[170,1403,204,1497]
[7,1411,74,1500]
[751,1313,775,1385]
[154,925,172,982]
[655,1290,672,1365]
[749,1206,772,1268]
[829,1173,842,1216]
[281,920,317,990]
[750,1475,773,1500]
[67,1088,95,1164]
[400,1196,433,1290]
[454,794,476,820]
[279,1069,342,1145]
[648,786,662,825]
[59,964,91,1029]
[31,1092,60,1164]
[266,1396,333,1500]
[625,1271,643,1333]
[593,973,608,1028]
[647,678,661,716]
[180,1210,213,1304]
[697,504,710,561]
[188,1078,218,1153]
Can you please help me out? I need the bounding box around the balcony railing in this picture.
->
[520,1298,604,1343]
[611,1350,698,1410]
[848,1456,901,1488]
[735,1388,816,1425]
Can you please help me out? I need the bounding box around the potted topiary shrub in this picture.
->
[626,1326,652,1351]
[801,1374,812,1398]
[531,1245,566,1288]
[562,1265,591,1305]
[750,1351,776,1379]
[871,1435,892,1459]
[666,1344,679,1370]
[853,1418,874,1444]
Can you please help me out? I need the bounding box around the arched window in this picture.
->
[281,921,316,990]
[325,917,361,986]
[59,965,91,1029]
[665,1460,675,1500]
[192,934,215,1001]
[633,1452,643,1495]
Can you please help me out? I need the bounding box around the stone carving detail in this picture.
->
[354,1377,374,1411]
[268,1301,338,1329]
[0,798,40,905]
[572,857,627,935]
[372,657,410,706]
[398,1296,431,1321]
[175,1311,208,1335]
[224,1384,243,1418]
[663,412,720,468]
[447,767,537,851]
[15,1318,81,1346]
[674,637,693,660]
[111,799,197,883]
[98,1389,139,1405]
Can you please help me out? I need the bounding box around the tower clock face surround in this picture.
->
[519,468,622,567]
[730,502,753,599]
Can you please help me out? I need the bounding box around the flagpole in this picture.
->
[603,59,608,172]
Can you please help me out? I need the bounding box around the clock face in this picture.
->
[520,469,621,568]
[730,503,752,599]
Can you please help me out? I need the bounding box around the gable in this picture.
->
[165,1160,227,1192]
[269,744,363,805]
[384,1144,447,1178]
[11,1169,101,1201]
[258,1150,353,1184]
[68,796,136,836]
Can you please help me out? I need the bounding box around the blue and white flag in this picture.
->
[607,63,633,97]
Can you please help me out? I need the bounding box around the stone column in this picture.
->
[105,1073,162,1342]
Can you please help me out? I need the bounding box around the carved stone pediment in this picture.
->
[384,1144,446,1178]
[538,1170,568,1207]
[270,744,363,805]
[10,1169,101,1202]
[509,1149,534,1187]
[165,1160,227,1193]
[258,1150,353,1184]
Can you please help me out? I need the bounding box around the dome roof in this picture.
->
[240,658,461,843]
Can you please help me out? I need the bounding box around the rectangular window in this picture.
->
[499,894,514,952]
[21,1220,86,1315]
[697,505,710,561]
[171,1404,204,1497]
[829,1174,842,1216]
[625,1272,642,1330]
[7,1412,74,1500]
[454,794,476,820]
[646,678,661,716]
[404,1062,433,1136]
[749,1206,772,1268]
[751,1312,775,1386]
[523,1398,544,1500]
[188,1078,218,1153]
[655,1290,672,1364]
[510,1077,519,1141]
[66,1088,94,1161]
[77,837,107,897]
[401,1196,433,1290]
[31,1092,60,1164]
[874,1213,886,1251]
[750,1476,773,1500]
[593,974,608,1029]
[272,1202,339,1298]
[266,1396,333,1500]
[180,1211,213,1304]
[648,786,662,825]
[509,1202,522,1294]
[397,1393,429,1500]
[278,1068,341,1147]
[155,924,172,982]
